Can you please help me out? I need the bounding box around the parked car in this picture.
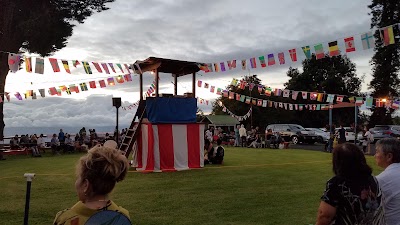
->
[266,124,319,145]
[335,127,356,142]
[306,128,330,143]
[369,125,400,143]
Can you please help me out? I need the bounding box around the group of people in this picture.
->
[316,138,400,224]
[9,134,46,157]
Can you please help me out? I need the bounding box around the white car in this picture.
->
[306,128,330,143]
[335,127,356,142]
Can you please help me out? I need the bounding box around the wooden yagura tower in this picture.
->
[119,57,205,172]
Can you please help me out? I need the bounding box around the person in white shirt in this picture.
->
[362,126,374,154]
[375,138,400,225]
[37,134,45,153]
[239,125,247,147]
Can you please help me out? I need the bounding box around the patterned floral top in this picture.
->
[321,175,385,225]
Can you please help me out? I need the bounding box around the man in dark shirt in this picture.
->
[338,125,346,144]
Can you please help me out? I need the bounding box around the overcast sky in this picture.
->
[4,0,379,128]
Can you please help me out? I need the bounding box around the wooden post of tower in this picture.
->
[192,72,196,97]
[174,74,178,96]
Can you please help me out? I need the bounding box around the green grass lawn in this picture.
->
[0,148,382,225]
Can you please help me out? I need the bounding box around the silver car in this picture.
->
[370,125,400,142]
[306,128,330,143]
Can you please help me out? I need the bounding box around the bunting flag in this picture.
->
[220,62,226,71]
[262,100,268,107]
[250,58,257,68]
[289,49,297,62]
[245,97,251,104]
[231,78,238,86]
[336,95,344,102]
[310,92,317,101]
[197,80,202,87]
[240,95,245,102]
[38,89,45,97]
[241,59,247,70]
[206,63,214,72]
[302,46,311,59]
[239,80,246,89]
[361,32,375,50]
[73,60,80,67]
[380,25,395,46]
[279,102,283,108]
[62,60,71,73]
[302,92,308,99]
[66,88,71,95]
[349,97,355,103]
[282,89,290,98]
[278,52,285,65]
[292,91,299,100]
[8,53,21,73]
[317,93,324,102]
[32,92,37,100]
[263,88,271,96]
[235,93,241,101]
[259,56,266,67]
[328,41,339,56]
[116,75,125,83]
[49,58,60,72]
[210,86,215,93]
[344,37,356,52]
[107,77,115,86]
[35,58,44,74]
[365,97,373,107]
[321,105,329,110]
[92,62,103,73]
[376,99,384,107]
[25,56,32,72]
[124,64,131,73]
[274,88,282,96]
[49,87,58,95]
[392,101,399,109]
[229,92,234,99]
[269,101,273,108]
[116,63,124,73]
[252,99,257,105]
[101,63,110,74]
[123,74,132,82]
[5,92,10,102]
[257,85,263,93]
[59,85,67,91]
[213,63,220,72]
[257,99,262,106]
[283,103,288,110]
[108,63,116,73]
[82,61,92,74]
[216,88,222,95]
[80,83,88,91]
[204,83,209,89]
[69,85,79,93]
[355,97,364,104]
[314,44,325,59]
[267,54,275,66]
[99,80,106,88]
[26,90,33,98]
[326,94,335,103]
[227,60,236,69]
[274,102,278,108]
[14,92,23,100]
[89,81,97,89]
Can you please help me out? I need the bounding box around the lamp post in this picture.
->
[112,97,122,145]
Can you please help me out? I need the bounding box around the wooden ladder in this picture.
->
[119,100,146,157]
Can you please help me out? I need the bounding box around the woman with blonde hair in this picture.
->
[53,146,130,225]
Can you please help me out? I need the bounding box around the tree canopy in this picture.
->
[0,0,115,139]
[368,0,400,126]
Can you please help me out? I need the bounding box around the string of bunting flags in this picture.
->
[197,23,400,74]
[121,81,157,110]
[5,51,141,75]
[218,100,252,121]
[0,73,135,102]
[197,78,400,110]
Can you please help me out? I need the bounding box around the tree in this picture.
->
[285,54,362,127]
[0,0,114,139]
[368,1,400,126]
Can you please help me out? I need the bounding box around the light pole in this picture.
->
[112,97,121,145]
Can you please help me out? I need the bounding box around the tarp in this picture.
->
[146,97,197,123]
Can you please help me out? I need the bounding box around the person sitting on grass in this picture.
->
[53,146,130,225]
[210,139,224,165]
[64,134,74,153]
[248,134,261,148]
[10,135,20,150]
